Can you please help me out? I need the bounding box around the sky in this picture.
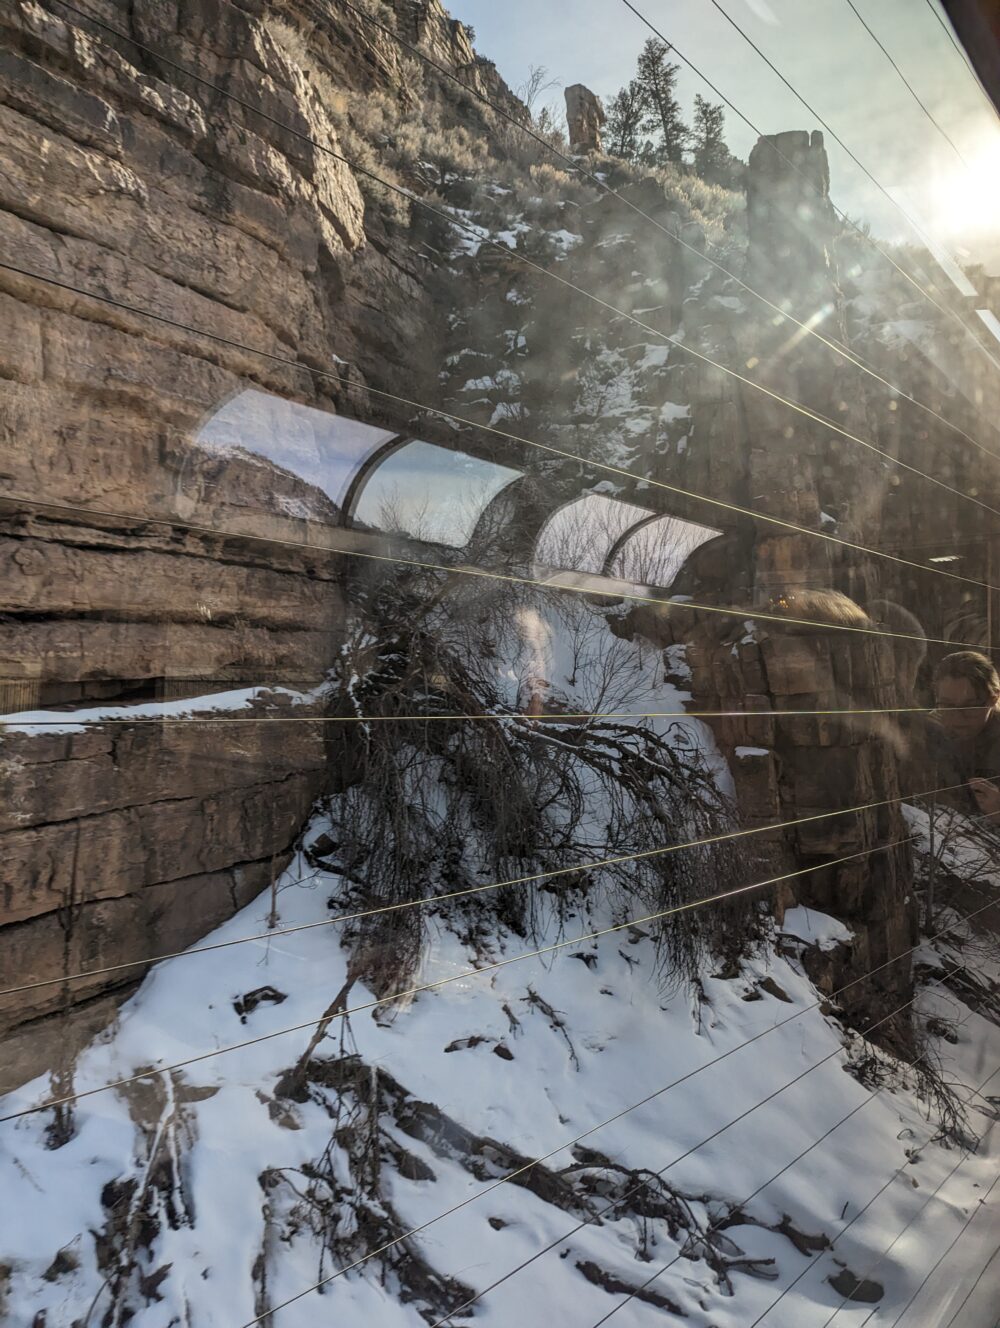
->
[449,0,1000,274]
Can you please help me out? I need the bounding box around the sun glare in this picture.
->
[932,137,1000,242]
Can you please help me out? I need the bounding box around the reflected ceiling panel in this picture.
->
[353,440,522,547]
[195,389,397,514]
[534,494,657,574]
[609,515,722,588]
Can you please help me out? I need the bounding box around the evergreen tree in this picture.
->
[635,38,688,165]
[691,94,729,182]
[605,78,646,161]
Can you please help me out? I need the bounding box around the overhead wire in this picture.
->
[425,958,973,1328]
[617,1039,1000,1328]
[939,1231,1000,1327]
[822,1137,1000,1325]
[8,266,1000,641]
[7,11,999,1314]
[920,0,1000,122]
[887,1172,1000,1325]
[237,853,1000,1328]
[3,773,984,1124]
[0,843,931,1127]
[2,704,987,727]
[843,0,972,168]
[701,0,991,314]
[295,0,1000,464]
[749,1053,1000,1323]
[2,776,968,1002]
[622,0,999,370]
[582,961,977,1328]
[25,6,1000,522]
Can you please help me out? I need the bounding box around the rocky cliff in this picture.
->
[3,0,1000,1093]
[0,0,527,1087]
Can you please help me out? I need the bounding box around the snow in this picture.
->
[6,841,1000,1327]
[634,344,670,371]
[5,607,1000,1324]
[659,400,690,423]
[461,369,521,394]
[276,493,320,521]
[779,905,854,951]
[490,402,523,425]
[548,228,582,253]
[0,685,328,735]
[735,746,770,758]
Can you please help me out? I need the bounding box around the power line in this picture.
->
[2,778,978,1125]
[843,0,972,168]
[8,16,996,1315]
[6,265,1000,627]
[584,962,978,1327]
[0,851,915,1126]
[750,1053,1000,1323]
[702,0,991,315]
[622,0,1000,373]
[238,877,1000,1328]
[427,960,969,1328]
[2,704,985,727]
[629,1034,1000,1328]
[310,0,999,466]
[23,10,1000,523]
[4,776,964,1002]
[821,1132,1000,1325]
[940,1233,1000,1326]
[920,0,1000,125]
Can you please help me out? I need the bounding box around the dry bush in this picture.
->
[307,540,763,1010]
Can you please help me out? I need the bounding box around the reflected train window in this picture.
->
[351,439,521,547]
[195,389,398,516]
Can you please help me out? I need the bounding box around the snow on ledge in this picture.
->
[0,685,330,736]
[779,905,854,951]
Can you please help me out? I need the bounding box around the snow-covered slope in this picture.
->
[5,604,1000,1327]
[4,783,1000,1326]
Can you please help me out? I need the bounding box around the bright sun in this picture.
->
[932,137,1000,244]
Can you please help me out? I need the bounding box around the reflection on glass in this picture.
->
[351,439,521,547]
[534,494,656,574]
[609,514,722,587]
[195,388,397,517]
[535,494,721,589]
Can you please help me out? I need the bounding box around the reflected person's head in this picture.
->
[934,651,1000,739]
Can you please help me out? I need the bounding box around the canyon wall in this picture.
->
[0,0,514,1089]
[4,0,1000,1090]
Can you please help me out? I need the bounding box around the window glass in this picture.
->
[352,439,522,546]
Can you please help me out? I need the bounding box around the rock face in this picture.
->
[565,83,606,153]
[746,130,833,300]
[3,0,996,1095]
[0,0,525,1089]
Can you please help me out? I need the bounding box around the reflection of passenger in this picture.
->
[932,651,1000,820]
[868,599,927,702]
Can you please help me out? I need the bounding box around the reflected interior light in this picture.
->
[928,554,962,563]
[534,494,722,592]
[352,440,521,547]
[976,309,1000,348]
